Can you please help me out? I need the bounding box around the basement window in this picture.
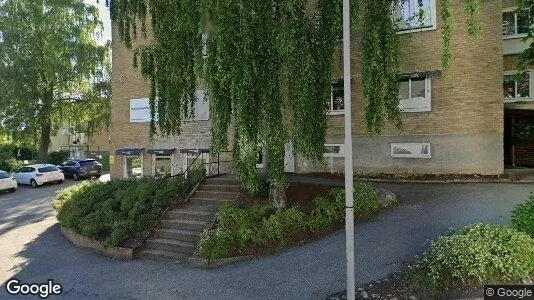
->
[324,144,345,158]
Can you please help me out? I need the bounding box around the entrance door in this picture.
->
[504,110,534,167]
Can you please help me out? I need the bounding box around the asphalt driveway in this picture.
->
[0,182,532,299]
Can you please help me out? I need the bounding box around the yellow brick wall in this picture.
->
[327,0,503,140]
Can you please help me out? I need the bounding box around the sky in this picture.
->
[84,0,112,43]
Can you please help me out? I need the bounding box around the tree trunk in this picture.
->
[269,183,287,209]
[38,120,52,162]
[38,88,53,162]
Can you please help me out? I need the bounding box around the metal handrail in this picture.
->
[138,150,234,213]
[138,152,203,213]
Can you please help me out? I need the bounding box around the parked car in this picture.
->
[11,164,64,188]
[0,170,17,192]
[59,159,102,181]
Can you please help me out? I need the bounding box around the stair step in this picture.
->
[145,238,196,254]
[166,209,214,221]
[154,229,200,242]
[180,204,220,213]
[161,219,210,231]
[200,184,242,192]
[194,190,239,200]
[204,177,239,185]
[137,249,188,262]
[188,197,235,205]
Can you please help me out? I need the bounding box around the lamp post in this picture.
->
[342,0,355,299]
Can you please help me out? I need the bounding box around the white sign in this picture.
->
[391,143,431,158]
[130,98,151,123]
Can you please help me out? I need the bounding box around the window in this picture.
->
[391,143,431,158]
[324,144,345,157]
[124,156,143,178]
[154,155,173,177]
[38,166,60,173]
[395,0,436,32]
[503,10,529,37]
[0,172,10,179]
[188,90,209,120]
[504,72,531,99]
[398,77,431,112]
[329,79,344,114]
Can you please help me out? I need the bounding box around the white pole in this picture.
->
[342,0,355,299]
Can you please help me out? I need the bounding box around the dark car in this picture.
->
[60,159,103,181]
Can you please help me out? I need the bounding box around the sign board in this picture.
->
[130,98,151,123]
[391,143,431,158]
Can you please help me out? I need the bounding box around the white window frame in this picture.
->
[323,144,345,158]
[187,90,210,121]
[396,0,437,35]
[329,79,345,115]
[123,155,144,178]
[152,154,175,176]
[391,143,431,158]
[398,77,432,112]
[503,7,529,39]
[503,70,534,102]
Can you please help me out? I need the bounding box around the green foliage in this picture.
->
[410,223,534,291]
[440,0,453,68]
[511,193,534,237]
[110,0,483,197]
[309,183,380,229]
[53,169,204,246]
[0,0,111,156]
[0,152,27,172]
[47,150,70,166]
[197,182,381,259]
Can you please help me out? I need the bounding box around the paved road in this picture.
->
[0,181,533,299]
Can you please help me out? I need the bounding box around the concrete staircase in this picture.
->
[137,175,240,262]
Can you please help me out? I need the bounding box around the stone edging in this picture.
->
[185,255,254,269]
[60,226,134,260]
[360,177,525,184]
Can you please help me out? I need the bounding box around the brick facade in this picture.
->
[110,0,521,178]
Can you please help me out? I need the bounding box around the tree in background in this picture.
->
[0,0,111,161]
[110,0,482,207]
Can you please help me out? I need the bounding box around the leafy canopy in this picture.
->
[0,0,111,156]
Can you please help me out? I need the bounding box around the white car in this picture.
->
[0,170,17,192]
[11,164,65,188]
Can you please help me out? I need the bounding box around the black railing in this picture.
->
[138,151,234,213]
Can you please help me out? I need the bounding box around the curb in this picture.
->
[359,177,533,184]
[186,255,254,269]
[60,226,134,260]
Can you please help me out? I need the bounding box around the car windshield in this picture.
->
[38,166,59,173]
[80,160,98,166]
[0,172,10,179]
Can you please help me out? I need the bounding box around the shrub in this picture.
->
[47,150,70,166]
[309,183,380,230]
[511,193,534,237]
[0,152,29,172]
[53,169,204,246]
[410,223,534,291]
[196,204,307,259]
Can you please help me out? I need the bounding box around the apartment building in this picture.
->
[110,0,533,180]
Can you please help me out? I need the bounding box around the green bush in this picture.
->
[53,169,204,246]
[511,193,534,237]
[309,183,380,230]
[196,204,308,259]
[410,223,534,291]
[198,182,383,259]
[47,150,70,166]
[0,152,28,172]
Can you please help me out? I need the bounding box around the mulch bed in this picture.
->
[233,182,377,259]
[327,271,485,300]
[306,172,513,181]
